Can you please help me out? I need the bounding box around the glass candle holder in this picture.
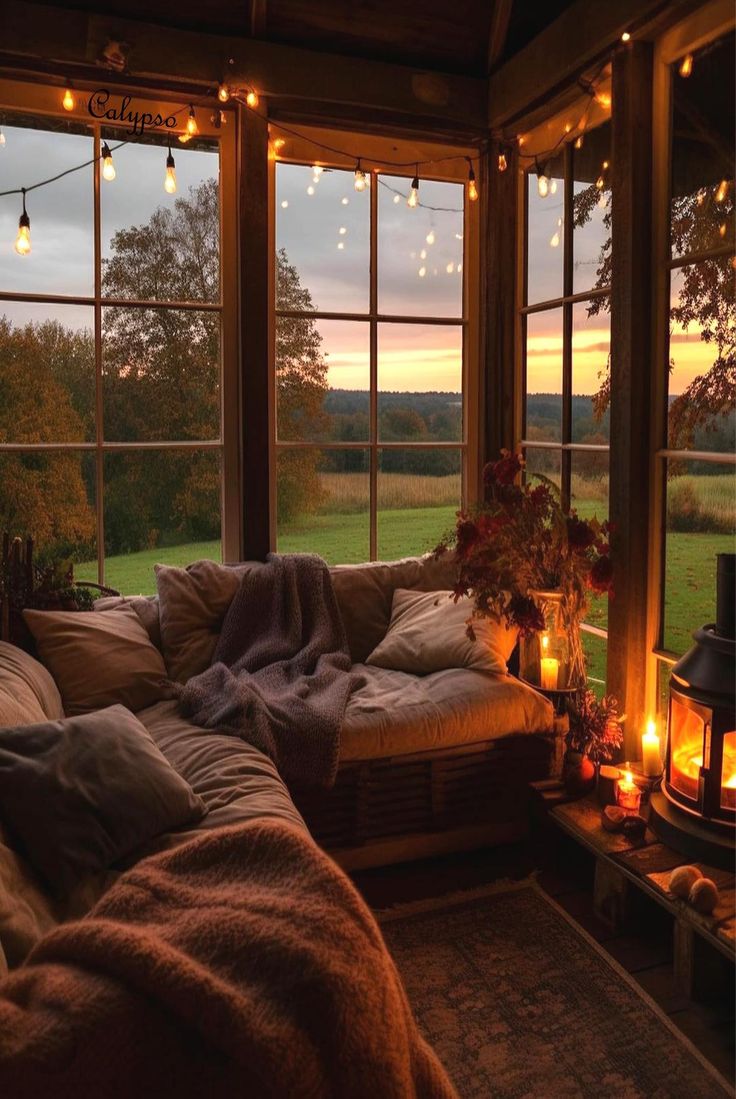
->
[616,771,642,814]
[519,591,571,691]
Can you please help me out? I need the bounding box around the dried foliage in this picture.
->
[565,689,623,764]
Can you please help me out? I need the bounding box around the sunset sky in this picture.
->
[0,122,718,398]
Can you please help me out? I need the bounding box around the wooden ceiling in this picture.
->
[42,0,576,78]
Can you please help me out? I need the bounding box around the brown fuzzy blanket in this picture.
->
[0,819,457,1099]
[179,554,357,789]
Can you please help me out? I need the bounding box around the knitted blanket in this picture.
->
[179,553,357,789]
[0,819,457,1099]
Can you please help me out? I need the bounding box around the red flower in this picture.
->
[508,593,546,636]
[455,518,480,559]
[567,516,596,552]
[590,555,614,593]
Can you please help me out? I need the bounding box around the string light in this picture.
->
[14,190,30,255]
[62,87,75,111]
[341,196,349,205]
[311,165,323,178]
[426,229,435,245]
[306,185,314,195]
[164,146,176,194]
[575,134,584,149]
[549,230,560,247]
[715,179,729,203]
[217,83,230,103]
[0,129,5,147]
[101,142,116,182]
[393,193,401,203]
[418,266,426,277]
[408,168,419,208]
[497,151,507,172]
[245,90,259,108]
[621,31,631,42]
[679,53,693,78]
[549,179,558,195]
[535,161,549,198]
[186,106,199,137]
[467,161,478,202]
[354,159,368,191]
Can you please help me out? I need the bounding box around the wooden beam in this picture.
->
[487,0,513,74]
[488,0,698,128]
[606,41,654,758]
[0,1,488,134]
[238,102,271,560]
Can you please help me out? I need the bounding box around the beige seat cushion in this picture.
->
[366,590,517,676]
[155,560,253,683]
[0,641,64,726]
[340,665,554,762]
[23,607,172,716]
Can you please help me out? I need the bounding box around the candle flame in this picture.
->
[645,718,656,739]
[623,770,633,785]
[541,633,549,652]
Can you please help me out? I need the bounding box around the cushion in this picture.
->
[341,665,554,761]
[330,553,458,664]
[94,593,163,650]
[0,824,58,968]
[156,559,252,683]
[0,641,64,726]
[366,589,517,675]
[23,606,172,716]
[0,705,206,895]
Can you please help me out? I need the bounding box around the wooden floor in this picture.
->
[351,825,736,1084]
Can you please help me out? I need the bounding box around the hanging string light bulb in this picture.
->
[101,142,116,182]
[574,134,584,149]
[679,53,693,77]
[354,159,368,192]
[217,83,230,103]
[715,179,729,203]
[14,190,31,256]
[467,160,478,202]
[408,167,419,208]
[426,229,436,245]
[549,179,558,195]
[62,86,75,111]
[164,146,177,194]
[245,90,259,108]
[186,106,199,138]
[497,150,507,172]
[536,161,549,198]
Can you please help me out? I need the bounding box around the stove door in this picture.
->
[668,692,709,808]
[721,730,736,813]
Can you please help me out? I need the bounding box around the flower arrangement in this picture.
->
[566,690,623,764]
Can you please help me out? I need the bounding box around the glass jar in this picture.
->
[519,589,578,692]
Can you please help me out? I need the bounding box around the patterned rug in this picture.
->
[379,882,733,1099]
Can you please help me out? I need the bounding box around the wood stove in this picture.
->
[650,554,736,869]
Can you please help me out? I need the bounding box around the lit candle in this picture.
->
[616,770,642,814]
[539,633,559,691]
[642,718,662,777]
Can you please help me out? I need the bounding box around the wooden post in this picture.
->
[607,41,654,759]
[483,139,518,472]
[238,102,271,560]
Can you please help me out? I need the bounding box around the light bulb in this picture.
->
[354,161,367,191]
[217,83,230,103]
[62,87,75,111]
[715,179,728,203]
[101,143,115,181]
[339,226,346,235]
[306,185,315,195]
[14,197,30,256]
[311,165,323,176]
[281,200,288,208]
[341,197,349,205]
[408,174,419,208]
[418,266,426,277]
[498,152,507,172]
[446,262,454,273]
[549,231,560,248]
[164,148,176,194]
[467,162,478,201]
[537,172,549,198]
[178,132,191,144]
[679,53,693,78]
[186,107,198,137]
[245,90,259,108]
[420,249,427,259]
[393,193,401,203]
[549,179,557,195]
[0,129,5,146]
[337,241,344,250]
[621,31,631,42]
[596,175,605,190]
[426,229,435,245]
[574,134,584,149]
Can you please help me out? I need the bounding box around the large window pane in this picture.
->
[378,323,462,442]
[667,259,735,450]
[377,447,461,560]
[378,176,463,318]
[101,450,221,594]
[276,165,369,314]
[525,309,563,442]
[572,121,612,295]
[572,300,610,443]
[664,459,735,655]
[101,134,220,303]
[526,150,565,305]
[670,32,735,260]
[0,302,94,443]
[0,117,93,297]
[582,631,607,698]
[0,451,95,569]
[277,318,369,443]
[571,449,609,634]
[276,448,369,564]
[102,307,220,442]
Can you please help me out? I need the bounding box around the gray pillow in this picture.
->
[0,705,206,895]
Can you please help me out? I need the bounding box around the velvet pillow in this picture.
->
[365,589,518,676]
[0,705,206,895]
[23,606,172,716]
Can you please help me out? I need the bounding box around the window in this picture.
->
[273,139,474,565]
[521,121,612,692]
[0,84,236,595]
[652,28,735,709]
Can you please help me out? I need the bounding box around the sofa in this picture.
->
[0,553,562,973]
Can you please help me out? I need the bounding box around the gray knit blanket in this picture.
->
[178,554,356,789]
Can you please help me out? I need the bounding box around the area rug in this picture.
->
[379,882,733,1099]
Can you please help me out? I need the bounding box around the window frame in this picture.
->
[269,124,480,561]
[0,77,240,581]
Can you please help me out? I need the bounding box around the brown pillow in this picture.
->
[156,559,251,683]
[0,705,206,895]
[366,589,518,676]
[0,641,64,726]
[23,606,172,716]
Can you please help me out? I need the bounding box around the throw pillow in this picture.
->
[365,589,518,675]
[156,559,252,683]
[0,641,64,726]
[23,605,173,716]
[0,705,206,895]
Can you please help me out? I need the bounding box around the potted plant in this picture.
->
[434,450,614,692]
[564,690,623,794]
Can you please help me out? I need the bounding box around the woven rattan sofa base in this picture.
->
[295,722,566,870]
